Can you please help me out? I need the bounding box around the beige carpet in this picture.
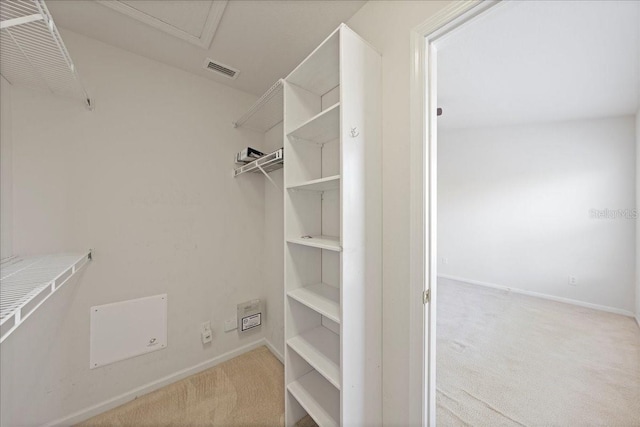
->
[437,278,640,426]
[78,346,285,427]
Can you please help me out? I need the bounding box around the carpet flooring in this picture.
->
[80,280,639,426]
[78,346,285,427]
[437,278,640,426]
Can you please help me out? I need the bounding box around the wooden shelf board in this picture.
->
[287,283,340,324]
[286,235,341,252]
[287,370,340,427]
[288,326,340,390]
[287,103,340,144]
[287,175,340,192]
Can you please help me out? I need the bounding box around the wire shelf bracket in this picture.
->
[0,250,92,343]
[0,0,93,109]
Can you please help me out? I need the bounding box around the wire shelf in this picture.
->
[0,251,92,343]
[0,0,92,108]
[233,79,283,132]
[233,148,284,177]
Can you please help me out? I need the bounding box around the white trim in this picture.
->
[44,338,271,427]
[438,274,636,318]
[635,315,640,329]
[96,0,228,49]
[408,2,503,425]
[264,338,284,364]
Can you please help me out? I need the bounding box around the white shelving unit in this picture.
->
[284,24,382,426]
[0,251,92,342]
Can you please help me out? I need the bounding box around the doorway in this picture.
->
[414,1,640,425]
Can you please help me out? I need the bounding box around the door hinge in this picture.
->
[423,289,430,304]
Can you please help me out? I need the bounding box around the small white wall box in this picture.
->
[235,147,264,164]
[237,299,263,333]
[90,294,167,368]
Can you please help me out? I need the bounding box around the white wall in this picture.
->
[438,117,636,313]
[636,111,640,323]
[346,1,452,425]
[263,122,284,358]
[1,76,12,260]
[0,29,269,426]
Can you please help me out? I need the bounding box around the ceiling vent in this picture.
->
[203,58,239,79]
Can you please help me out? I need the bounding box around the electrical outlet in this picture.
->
[200,321,212,344]
[568,276,578,286]
[442,258,449,265]
[224,318,237,332]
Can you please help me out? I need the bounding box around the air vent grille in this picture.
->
[203,58,239,79]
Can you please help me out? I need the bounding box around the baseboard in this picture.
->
[45,338,270,427]
[438,274,635,318]
[635,315,640,329]
[263,338,284,364]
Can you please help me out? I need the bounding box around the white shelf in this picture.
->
[233,148,283,177]
[285,24,382,426]
[288,326,340,390]
[287,103,340,144]
[286,27,340,96]
[0,251,92,342]
[233,79,283,132]
[0,0,92,108]
[288,370,340,427]
[287,283,340,324]
[287,175,340,192]
[287,235,341,252]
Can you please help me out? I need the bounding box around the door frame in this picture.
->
[408,1,504,425]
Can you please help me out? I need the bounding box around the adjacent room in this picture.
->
[0,0,638,426]
[436,1,640,425]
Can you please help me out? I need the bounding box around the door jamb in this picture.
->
[408,1,504,425]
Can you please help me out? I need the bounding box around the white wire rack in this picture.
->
[233,148,284,188]
[233,79,283,132]
[0,251,92,343]
[0,0,92,109]
[234,148,283,175]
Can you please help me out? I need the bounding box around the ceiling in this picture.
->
[46,0,365,97]
[437,0,640,129]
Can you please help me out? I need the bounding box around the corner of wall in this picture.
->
[0,75,13,260]
[635,110,640,321]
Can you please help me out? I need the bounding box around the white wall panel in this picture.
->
[90,295,167,369]
[438,117,636,312]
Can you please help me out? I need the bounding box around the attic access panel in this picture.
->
[97,0,228,49]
